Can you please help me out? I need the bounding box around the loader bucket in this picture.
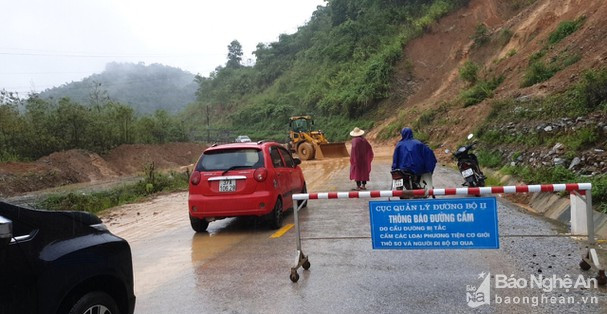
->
[315,142,349,159]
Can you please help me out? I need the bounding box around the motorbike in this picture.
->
[390,169,433,199]
[452,134,485,187]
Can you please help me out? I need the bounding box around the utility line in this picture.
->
[0,51,223,58]
[2,76,198,95]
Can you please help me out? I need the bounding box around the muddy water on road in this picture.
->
[103,154,355,309]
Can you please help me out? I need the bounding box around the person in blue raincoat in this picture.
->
[392,127,437,187]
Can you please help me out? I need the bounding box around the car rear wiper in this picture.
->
[221,165,252,175]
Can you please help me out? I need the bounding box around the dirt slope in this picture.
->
[371,0,607,148]
[0,142,206,197]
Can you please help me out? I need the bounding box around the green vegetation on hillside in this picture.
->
[185,0,469,142]
[485,68,607,123]
[521,17,585,87]
[0,92,187,161]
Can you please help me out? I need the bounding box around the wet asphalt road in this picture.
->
[124,156,607,313]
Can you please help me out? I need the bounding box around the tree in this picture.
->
[226,40,243,68]
[112,103,135,144]
[56,98,89,149]
[88,81,111,112]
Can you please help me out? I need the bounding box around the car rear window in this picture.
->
[196,148,264,171]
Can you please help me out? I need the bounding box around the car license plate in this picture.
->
[461,168,474,178]
[219,179,236,192]
[393,179,403,188]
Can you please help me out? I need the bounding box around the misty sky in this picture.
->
[0,0,325,96]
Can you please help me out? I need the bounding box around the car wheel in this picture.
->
[268,198,283,230]
[297,183,308,208]
[68,291,118,314]
[190,215,209,232]
[297,143,314,160]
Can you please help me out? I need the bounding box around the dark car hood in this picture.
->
[0,201,102,233]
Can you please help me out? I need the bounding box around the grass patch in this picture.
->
[558,126,599,151]
[415,131,430,144]
[502,165,577,185]
[460,76,504,107]
[501,165,607,213]
[377,109,409,140]
[521,51,581,87]
[483,173,503,187]
[548,17,586,45]
[477,148,503,168]
[0,151,20,162]
[37,170,189,214]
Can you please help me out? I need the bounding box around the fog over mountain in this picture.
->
[39,62,197,114]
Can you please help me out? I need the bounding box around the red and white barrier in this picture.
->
[292,182,594,241]
[293,183,592,200]
[289,182,594,282]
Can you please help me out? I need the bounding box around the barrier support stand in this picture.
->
[579,247,606,286]
[290,201,309,283]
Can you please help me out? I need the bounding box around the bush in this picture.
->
[576,68,607,110]
[498,28,513,46]
[471,23,490,46]
[521,61,558,87]
[459,61,479,84]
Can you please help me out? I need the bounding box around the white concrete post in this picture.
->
[570,191,588,236]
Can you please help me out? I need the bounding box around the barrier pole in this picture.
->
[586,190,595,244]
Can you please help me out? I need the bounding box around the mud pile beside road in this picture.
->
[0,142,206,197]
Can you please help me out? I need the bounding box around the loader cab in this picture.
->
[290,116,313,133]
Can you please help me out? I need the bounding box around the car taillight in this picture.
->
[190,171,201,185]
[253,168,267,182]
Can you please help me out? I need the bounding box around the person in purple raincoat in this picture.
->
[349,127,374,190]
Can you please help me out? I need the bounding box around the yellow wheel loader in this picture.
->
[287,116,349,160]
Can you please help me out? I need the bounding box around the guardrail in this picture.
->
[288,183,595,283]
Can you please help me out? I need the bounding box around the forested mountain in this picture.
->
[184,0,607,210]
[40,62,197,114]
[184,0,469,141]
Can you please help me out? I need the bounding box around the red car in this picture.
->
[188,141,307,232]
